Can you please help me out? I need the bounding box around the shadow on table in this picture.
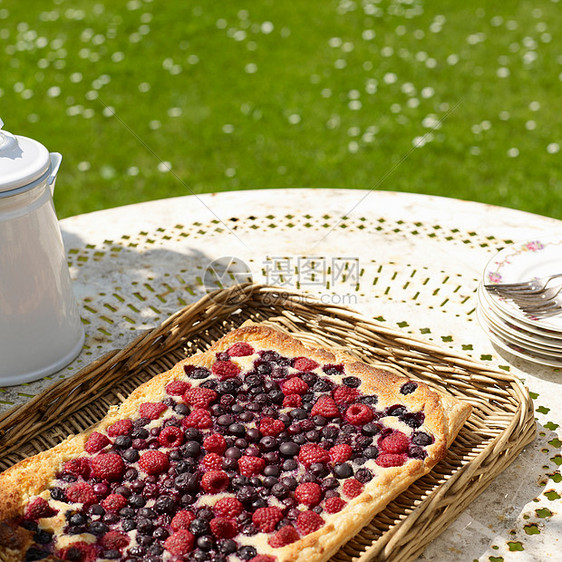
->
[491,344,562,384]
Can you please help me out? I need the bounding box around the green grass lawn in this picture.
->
[1,0,561,219]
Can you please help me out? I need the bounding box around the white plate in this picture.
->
[482,236,562,331]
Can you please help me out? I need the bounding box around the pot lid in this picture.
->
[0,118,51,193]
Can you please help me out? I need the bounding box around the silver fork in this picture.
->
[484,272,562,296]
[499,286,562,318]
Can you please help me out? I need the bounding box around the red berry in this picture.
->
[281,377,309,395]
[203,433,227,455]
[293,357,319,372]
[345,403,374,425]
[268,525,299,548]
[24,497,57,520]
[238,455,266,477]
[84,432,110,454]
[138,450,169,475]
[212,360,241,379]
[297,510,324,535]
[375,453,406,468]
[158,426,185,448]
[250,556,276,562]
[214,497,244,518]
[332,386,360,405]
[63,458,91,479]
[342,478,364,499]
[106,419,133,437]
[201,470,230,493]
[209,516,238,538]
[171,510,196,531]
[227,342,255,356]
[100,530,129,550]
[89,453,124,481]
[259,417,285,436]
[379,431,410,454]
[58,542,96,562]
[329,444,353,464]
[164,530,195,556]
[252,506,284,533]
[324,496,346,513]
[66,482,98,506]
[298,444,330,467]
[166,380,191,396]
[310,396,340,418]
[101,493,127,511]
[201,453,224,471]
[139,402,168,420]
[183,387,218,409]
[282,394,302,408]
[182,408,213,429]
[294,482,323,506]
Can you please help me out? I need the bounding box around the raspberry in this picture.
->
[171,510,196,531]
[203,433,227,455]
[138,450,169,475]
[90,453,125,481]
[294,482,323,506]
[298,444,330,467]
[379,431,410,454]
[139,402,167,420]
[164,530,195,556]
[268,525,299,548]
[201,470,230,493]
[332,386,360,405]
[106,419,133,437]
[297,510,324,535]
[259,417,285,436]
[329,444,353,464]
[342,478,364,499]
[250,557,276,562]
[375,453,406,468]
[63,458,91,479]
[183,387,218,409]
[212,360,241,379]
[252,506,284,533]
[24,497,57,520]
[66,482,98,506]
[281,377,309,395]
[201,453,224,471]
[227,342,255,357]
[282,394,302,408]
[84,432,110,454]
[101,493,127,511]
[324,496,346,513]
[182,408,213,429]
[310,396,340,418]
[293,357,319,372]
[158,426,185,448]
[209,516,238,538]
[166,380,191,396]
[214,497,244,518]
[323,363,344,375]
[238,455,266,477]
[100,530,129,550]
[345,403,374,425]
[58,542,96,562]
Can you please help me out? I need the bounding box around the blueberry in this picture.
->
[387,404,407,417]
[239,411,254,422]
[364,446,379,459]
[321,477,339,490]
[282,459,298,471]
[310,462,329,478]
[114,435,132,449]
[24,548,49,561]
[360,394,379,405]
[219,539,237,554]
[183,428,202,442]
[33,530,52,545]
[154,526,169,540]
[102,551,120,560]
[355,468,374,483]
[190,517,210,535]
[155,495,176,513]
[217,414,235,426]
[228,423,246,436]
[147,544,164,556]
[238,546,258,560]
[174,402,190,415]
[89,521,108,536]
[281,476,298,490]
[412,432,433,446]
[136,517,154,534]
[313,379,333,392]
[211,404,226,416]
[289,408,307,420]
[400,382,418,395]
[246,428,260,442]
[268,389,284,404]
[401,412,425,428]
[343,376,361,388]
[102,513,119,525]
[69,513,88,527]
[362,423,380,436]
[409,445,427,459]
[122,518,136,531]
[181,440,201,457]
[50,487,66,502]
[123,448,140,463]
[197,535,215,551]
[129,494,146,508]
[184,365,211,379]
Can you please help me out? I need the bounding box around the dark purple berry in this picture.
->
[400,382,418,395]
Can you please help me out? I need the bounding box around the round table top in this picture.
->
[2,188,561,561]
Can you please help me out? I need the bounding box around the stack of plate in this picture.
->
[477,236,562,367]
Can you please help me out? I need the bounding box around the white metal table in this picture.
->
[1,189,560,561]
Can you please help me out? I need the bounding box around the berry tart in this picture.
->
[0,324,471,562]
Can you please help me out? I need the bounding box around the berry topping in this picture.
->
[376,453,407,468]
[332,386,360,405]
[298,444,330,467]
[345,403,374,425]
[66,482,98,506]
[210,516,238,538]
[164,529,195,555]
[166,380,191,396]
[171,510,196,531]
[106,419,133,437]
[138,450,169,475]
[184,387,218,409]
[294,482,323,506]
[259,417,285,436]
[238,455,266,477]
[342,376,361,388]
[281,377,309,395]
[342,478,364,499]
[268,525,299,548]
[412,431,433,446]
[84,432,110,454]
[24,498,57,520]
[227,342,255,356]
[310,395,340,418]
[139,402,167,420]
[323,363,344,376]
[100,530,129,550]
[324,496,346,513]
[90,453,125,481]
[212,360,241,379]
[157,425,185,448]
[202,452,224,471]
[62,458,91,479]
[58,542,96,562]
[184,365,211,380]
[182,408,213,429]
[201,470,230,493]
[282,394,302,408]
[293,357,319,372]
[329,444,353,464]
[400,381,418,395]
[203,433,227,454]
[250,556,276,562]
[214,497,244,518]
[379,431,410,454]
[100,493,127,511]
[297,510,324,535]
[252,506,284,533]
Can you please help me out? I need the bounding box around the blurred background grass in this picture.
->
[1,0,561,219]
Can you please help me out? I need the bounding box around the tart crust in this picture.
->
[0,324,472,562]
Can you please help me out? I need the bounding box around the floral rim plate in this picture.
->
[482,236,562,331]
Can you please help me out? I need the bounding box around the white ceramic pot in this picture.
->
[0,121,84,385]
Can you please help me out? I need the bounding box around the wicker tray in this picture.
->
[0,284,535,561]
